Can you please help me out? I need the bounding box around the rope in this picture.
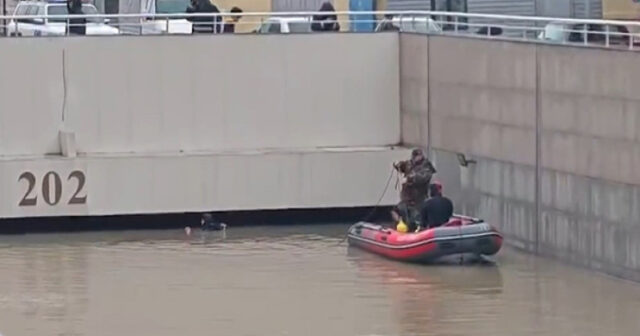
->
[336,167,397,246]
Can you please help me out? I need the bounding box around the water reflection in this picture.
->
[0,245,88,336]
[347,247,503,335]
[347,247,503,295]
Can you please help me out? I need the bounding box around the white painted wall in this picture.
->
[0,34,403,218]
[0,34,400,156]
[0,39,64,156]
[0,147,409,218]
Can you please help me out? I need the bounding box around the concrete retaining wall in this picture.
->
[0,34,400,156]
[400,34,640,281]
[538,46,640,279]
[0,147,409,218]
[0,33,404,219]
[0,39,64,157]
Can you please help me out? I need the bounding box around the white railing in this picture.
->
[1,10,639,51]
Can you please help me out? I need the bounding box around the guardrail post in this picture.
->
[605,25,610,47]
[454,16,458,32]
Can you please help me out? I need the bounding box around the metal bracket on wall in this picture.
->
[456,153,476,167]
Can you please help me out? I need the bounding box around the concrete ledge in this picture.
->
[0,146,410,219]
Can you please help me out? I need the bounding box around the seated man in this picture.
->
[420,182,454,229]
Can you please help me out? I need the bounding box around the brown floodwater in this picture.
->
[0,223,639,336]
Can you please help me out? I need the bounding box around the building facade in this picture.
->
[386,0,604,19]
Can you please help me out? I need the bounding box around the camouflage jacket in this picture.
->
[397,159,436,205]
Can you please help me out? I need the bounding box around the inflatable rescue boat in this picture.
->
[347,215,503,263]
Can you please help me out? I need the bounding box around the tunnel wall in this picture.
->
[400,33,640,281]
[0,34,400,156]
[0,33,405,219]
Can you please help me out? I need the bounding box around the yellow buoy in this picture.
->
[396,219,409,233]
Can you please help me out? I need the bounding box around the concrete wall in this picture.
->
[0,34,399,156]
[0,147,409,218]
[0,33,404,219]
[400,34,640,281]
[0,39,64,157]
[539,46,640,279]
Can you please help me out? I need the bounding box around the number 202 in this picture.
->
[18,171,87,207]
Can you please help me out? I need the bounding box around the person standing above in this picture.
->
[311,2,340,32]
[67,0,86,36]
[186,0,221,34]
[223,6,243,33]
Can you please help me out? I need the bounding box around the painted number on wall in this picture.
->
[18,171,87,206]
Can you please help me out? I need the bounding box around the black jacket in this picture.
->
[311,2,340,32]
[67,0,86,35]
[421,196,454,228]
[186,0,221,34]
[223,22,235,33]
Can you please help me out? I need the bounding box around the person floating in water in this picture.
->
[185,213,226,236]
[200,213,227,231]
[391,148,437,232]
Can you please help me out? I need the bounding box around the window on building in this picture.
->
[435,0,468,31]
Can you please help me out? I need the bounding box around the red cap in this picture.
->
[431,180,443,193]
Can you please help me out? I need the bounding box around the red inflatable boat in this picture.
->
[347,215,503,263]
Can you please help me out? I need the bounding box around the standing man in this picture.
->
[67,0,86,36]
[223,6,242,33]
[391,148,437,231]
[311,2,340,32]
[186,0,221,34]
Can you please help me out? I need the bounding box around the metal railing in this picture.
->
[1,10,640,51]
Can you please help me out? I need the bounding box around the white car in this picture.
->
[255,16,313,34]
[538,21,635,47]
[120,0,192,35]
[392,16,442,34]
[7,1,120,36]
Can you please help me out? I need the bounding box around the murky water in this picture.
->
[0,224,639,336]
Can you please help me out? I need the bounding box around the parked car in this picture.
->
[254,16,312,34]
[391,16,442,34]
[6,0,120,36]
[121,0,192,35]
[538,21,636,47]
